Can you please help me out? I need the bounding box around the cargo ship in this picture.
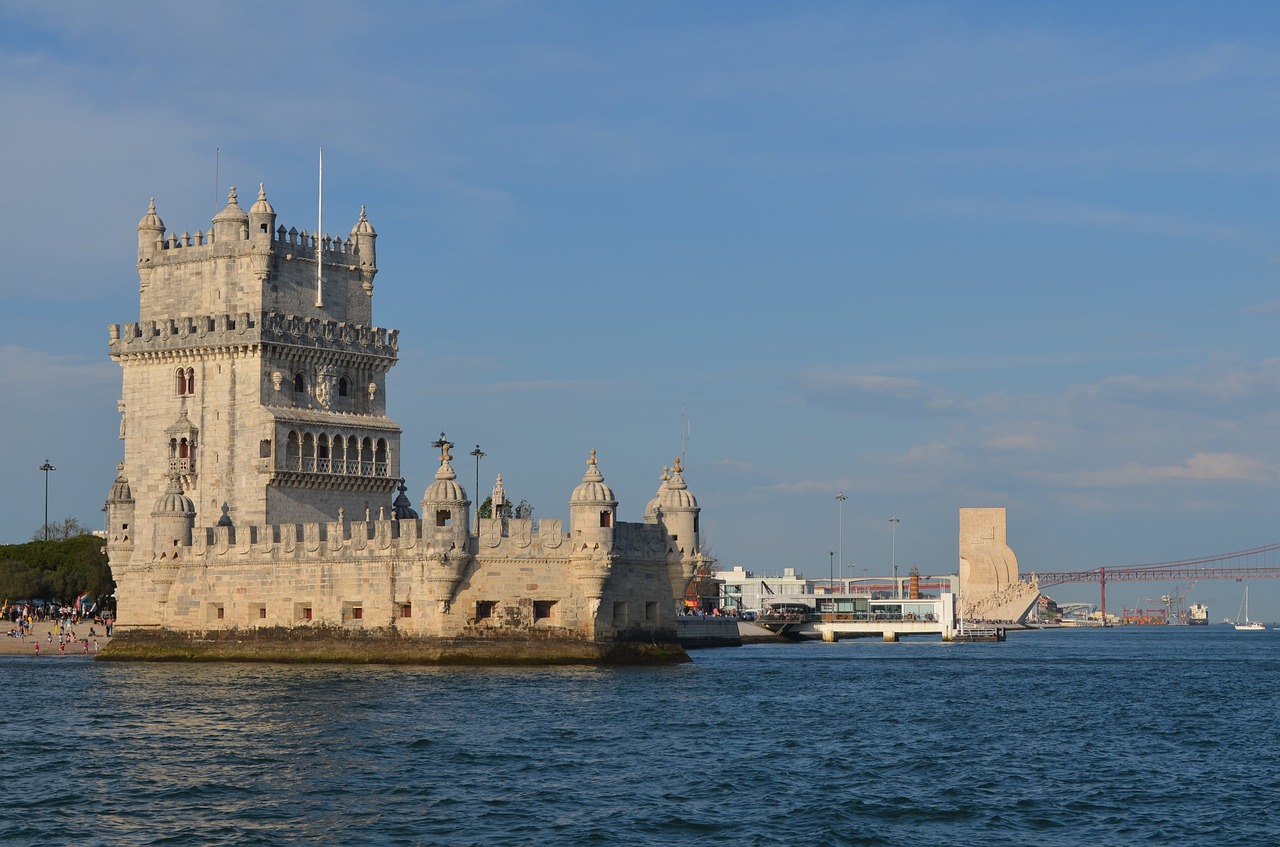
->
[1188,602,1209,626]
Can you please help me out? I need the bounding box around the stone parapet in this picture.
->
[108,312,397,360]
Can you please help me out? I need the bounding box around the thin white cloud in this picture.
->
[1025,452,1276,488]
[914,195,1259,245]
[795,372,970,418]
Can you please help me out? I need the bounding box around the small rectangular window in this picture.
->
[258,607,267,619]
[216,606,224,620]
[534,600,556,623]
[476,601,495,622]
[613,601,627,626]
[351,606,363,620]
[645,601,658,623]
[401,604,412,618]
[303,607,312,621]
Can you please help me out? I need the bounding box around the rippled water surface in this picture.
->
[3,627,1278,846]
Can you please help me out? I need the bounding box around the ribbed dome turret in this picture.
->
[212,186,249,224]
[152,475,195,516]
[644,467,670,522]
[351,205,376,236]
[137,198,164,232]
[659,458,698,510]
[249,183,275,216]
[107,465,134,505]
[571,449,615,504]
[423,441,468,503]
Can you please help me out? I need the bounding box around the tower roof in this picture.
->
[137,198,164,232]
[249,183,275,216]
[644,466,670,521]
[659,458,698,510]
[393,480,419,520]
[571,449,616,504]
[423,436,467,503]
[212,186,249,224]
[152,475,195,517]
[351,205,376,236]
[107,462,133,505]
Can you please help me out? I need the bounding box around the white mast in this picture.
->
[315,146,324,308]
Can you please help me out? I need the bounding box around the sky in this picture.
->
[4,0,1280,620]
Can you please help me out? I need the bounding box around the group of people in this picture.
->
[2,601,114,657]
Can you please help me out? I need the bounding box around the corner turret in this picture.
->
[211,186,249,244]
[136,199,165,289]
[657,458,700,555]
[569,449,617,548]
[151,474,195,555]
[420,435,470,548]
[350,205,377,295]
[248,183,277,241]
[104,462,135,555]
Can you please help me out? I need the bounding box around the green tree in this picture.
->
[0,531,112,605]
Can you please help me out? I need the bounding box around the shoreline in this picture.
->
[0,620,111,657]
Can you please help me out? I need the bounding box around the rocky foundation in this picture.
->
[99,626,691,666]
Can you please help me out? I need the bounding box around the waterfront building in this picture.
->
[102,186,711,661]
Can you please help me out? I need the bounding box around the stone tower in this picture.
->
[107,186,401,566]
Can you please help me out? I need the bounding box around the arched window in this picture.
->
[317,434,330,473]
[347,436,359,474]
[332,433,346,472]
[374,439,389,477]
[338,376,349,397]
[185,368,195,395]
[293,373,305,393]
[302,433,315,472]
[599,510,613,528]
[176,368,187,396]
[286,431,301,469]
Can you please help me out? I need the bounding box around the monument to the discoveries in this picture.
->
[958,507,1040,622]
[102,185,709,663]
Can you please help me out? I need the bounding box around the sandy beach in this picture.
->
[0,619,111,657]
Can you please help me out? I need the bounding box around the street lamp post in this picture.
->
[39,459,55,543]
[469,444,486,527]
[889,516,900,599]
[828,551,835,620]
[835,492,847,593]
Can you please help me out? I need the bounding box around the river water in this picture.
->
[2,626,1277,846]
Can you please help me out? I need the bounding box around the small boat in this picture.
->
[1234,587,1266,631]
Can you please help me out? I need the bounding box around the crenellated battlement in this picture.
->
[140,225,363,261]
[108,311,398,358]
[159,514,686,567]
[178,516,572,564]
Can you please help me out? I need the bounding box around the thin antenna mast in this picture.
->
[315,147,324,308]
[214,147,220,216]
[680,404,689,468]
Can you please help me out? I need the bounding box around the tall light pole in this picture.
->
[39,459,55,543]
[828,551,835,620]
[889,516,900,599]
[469,444,486,527]
[835,492,847,593]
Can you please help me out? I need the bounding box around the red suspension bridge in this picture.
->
[1023,541,1280,620]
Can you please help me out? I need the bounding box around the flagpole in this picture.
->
[316,146,324,308]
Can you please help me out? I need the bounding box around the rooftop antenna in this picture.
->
[214,147,220,217]
[315,146,324,308]
[680,403,689,469]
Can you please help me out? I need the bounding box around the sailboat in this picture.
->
[1234,587,1266,631]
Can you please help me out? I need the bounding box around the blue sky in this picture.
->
[5,1,1280,620]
